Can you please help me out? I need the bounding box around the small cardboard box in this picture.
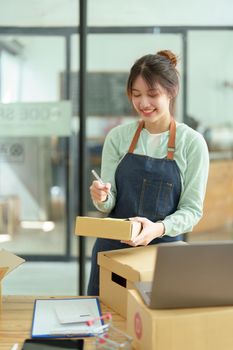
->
[0,249,25,305]
[98,245,157,318]
[75,216,142,241]
[127,289,233,350]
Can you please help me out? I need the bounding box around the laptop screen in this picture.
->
[137,242,233,309]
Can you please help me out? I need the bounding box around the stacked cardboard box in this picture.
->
[98,245,157,317]
[127,289,233,350]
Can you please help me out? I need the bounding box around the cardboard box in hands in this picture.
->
[75,216,142,241]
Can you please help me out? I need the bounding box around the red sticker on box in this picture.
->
[134,312,142,339]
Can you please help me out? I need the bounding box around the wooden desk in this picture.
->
[0,296,126,350]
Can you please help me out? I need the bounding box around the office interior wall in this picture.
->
[87,0,233,26]
[1,0,232,26]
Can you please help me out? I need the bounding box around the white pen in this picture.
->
[91,169,113,198]
[11,344,18,350]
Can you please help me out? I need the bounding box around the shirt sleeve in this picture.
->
[162,134,210,236]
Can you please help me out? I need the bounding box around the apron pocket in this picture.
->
[138,178,173,220]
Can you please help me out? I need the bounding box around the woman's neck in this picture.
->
[144,115,172,134]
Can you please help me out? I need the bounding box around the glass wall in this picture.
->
[0,36,71,257]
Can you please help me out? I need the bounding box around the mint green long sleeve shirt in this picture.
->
[94,120,209,237]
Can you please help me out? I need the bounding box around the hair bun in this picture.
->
[157,50,178,67]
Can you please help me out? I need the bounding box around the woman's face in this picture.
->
[131,75,171,131]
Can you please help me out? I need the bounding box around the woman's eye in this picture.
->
[132,94,141,98]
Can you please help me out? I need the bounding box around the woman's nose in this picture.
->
[139,96,151,108]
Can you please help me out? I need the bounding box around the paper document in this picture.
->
[55,302,93,324]
[31,298,102,338]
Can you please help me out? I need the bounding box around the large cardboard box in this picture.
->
[75,216,142,241]
[0,250,25,305]
[98,245,157,318]
[127,289,233,350]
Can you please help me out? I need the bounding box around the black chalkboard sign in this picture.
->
[60,72,133,116]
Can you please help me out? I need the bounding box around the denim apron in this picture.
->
[87,118,182,295]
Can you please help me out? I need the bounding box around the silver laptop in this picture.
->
[135,241,233,309]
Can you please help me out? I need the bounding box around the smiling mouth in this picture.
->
[141,109,156,115]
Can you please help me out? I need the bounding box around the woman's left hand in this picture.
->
[121,217,165,246]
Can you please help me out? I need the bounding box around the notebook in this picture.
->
[135,241,233,309]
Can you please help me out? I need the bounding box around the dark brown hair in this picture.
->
[127,50,179,113]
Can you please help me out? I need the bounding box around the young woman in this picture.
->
[87,50,209,295]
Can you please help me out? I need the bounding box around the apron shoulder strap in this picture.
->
[128,120,144,153]
[167,117,176,160]
[128,118,176,158]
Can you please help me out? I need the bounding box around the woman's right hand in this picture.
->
[90,180,112,203]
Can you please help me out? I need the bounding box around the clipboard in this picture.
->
[31,297,102,338]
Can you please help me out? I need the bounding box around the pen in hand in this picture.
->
[91,169,113,198]
[11,344,18,350]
